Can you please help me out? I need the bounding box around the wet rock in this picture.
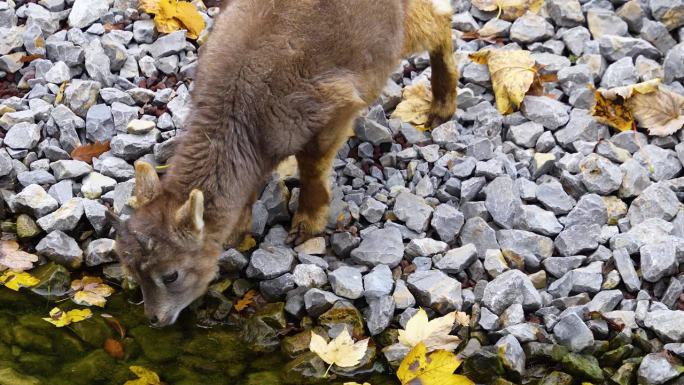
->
[30,262,71,299]
[496,334,525,375]
[463,349,506,383]
[84,238,116,266]
[561,353,604,382]
[35,230,83,269]
[303,289,341,317]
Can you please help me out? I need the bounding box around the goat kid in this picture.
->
[109,0,459,326]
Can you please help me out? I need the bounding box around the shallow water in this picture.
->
[0,288,398,385]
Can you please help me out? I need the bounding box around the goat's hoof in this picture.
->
[286,223,310,245]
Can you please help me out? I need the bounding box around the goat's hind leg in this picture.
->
[403,0,459,127]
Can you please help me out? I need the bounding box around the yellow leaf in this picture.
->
[140,0,205,39]
[0,271,39,291]
[309,328,369,369]
[390,80,433,129]
[397,342,474,385]
[55,81,67,105]
[470,49,536,114]
[237,235,256,252]
[398,308,462,352]
[472,0,544,21]
[42,307,93,327]
[124,366,161,385]
[71,276,115,307]
[234,289,257,312]
[591,90,635,132]
[627,85,684,137]
[174,1,205,39]
[0,240,38,271]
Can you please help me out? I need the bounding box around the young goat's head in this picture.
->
[108,162,220,327]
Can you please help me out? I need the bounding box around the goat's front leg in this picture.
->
[287,123,353,245]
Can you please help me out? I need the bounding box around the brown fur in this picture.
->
[111,0,459,326]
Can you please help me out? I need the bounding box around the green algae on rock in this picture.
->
[561,352,605,381]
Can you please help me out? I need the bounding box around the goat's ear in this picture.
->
[174,189,205,236]
[105,210,124,233]
[134,161,161,206]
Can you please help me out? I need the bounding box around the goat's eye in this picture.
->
[162,271,178,285]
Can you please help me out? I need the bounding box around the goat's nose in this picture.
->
[149,315,159,325]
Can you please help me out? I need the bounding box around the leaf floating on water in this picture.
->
[470,49,537,115]
[309,328,370,375]
[0,240,38,271]
[43,307,93,327]
[398,308,462,352]
[390,80,433,130]
[70,141,111,163]
[139,0,206,39]
[71,276,115,307]
[627,85,684,137]
[0,271,39,291]
[124,365,162,385]
[397,342,474,385]
[104,338,125,360]
[234,289,257,312]
[101,313,127,338]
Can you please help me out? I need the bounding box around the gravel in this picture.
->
[3,0,684,381]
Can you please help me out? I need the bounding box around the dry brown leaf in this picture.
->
[71,276,115,307]
[55,81,68,105]
[101,313,126,338]
[601,79,661,100]
[104,338,125,359]
[0,240,38,271]
[70,141,110,163]
[627,86,684,137]
[20,54,44,63]
[471,0,544,21]
[390,80,433,129]
[470,49,536,114]
[591,90,635,132]
[234,289,257,312]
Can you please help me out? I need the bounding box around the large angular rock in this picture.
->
[521,96,570,129]
[35,230,83,269]
[554,225,601,257]
[3,122,41,150]
[68,0,108,28]
[245,246,295,280]
[613,248,641,292]
[637,353,681,385]
[434,244,478,273]
[350,227,404,267]
[484,176,522,229]
[407,270,462,313]
[643,310,684,342]
[393,192,433,232]
[328,266,363,299]
[628,183,680,225]
[640,241,677,283]
[430,204,464,243]
[579,154,623,195]
[11,184,59,217]
[482,269,542,314]
[553,313,594,352]
[599,35,660,61]
[364,296,395,336]
[459,217,499,258]
[36,197,83,232]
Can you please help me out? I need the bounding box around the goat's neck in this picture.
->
[162,116,266,242]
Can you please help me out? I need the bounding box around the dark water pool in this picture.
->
[0,287,398,385]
